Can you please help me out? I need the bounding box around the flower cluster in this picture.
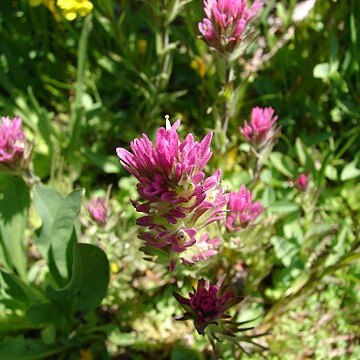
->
[240,107,280,150]
[198,0,263,54]
[174,278,242,334]
[0,117,26,167]
[57,0,93,21]
[226,185,263,231]
[88,197,108,226]
[116,120,228,268]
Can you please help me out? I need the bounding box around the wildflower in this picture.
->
[174,278,243,335]
[0,117,26,167]
[88,197,108,225]
[240,107,280,149]
[57,0,93,21]
[198,0,263,54]
[226,185,263,231]
[296,173,309,191]
[116,119,228,268]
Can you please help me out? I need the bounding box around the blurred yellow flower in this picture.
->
[137,39,148,55]
[110,261,119,274]
[57,0,93,21]
[190,57,207,78]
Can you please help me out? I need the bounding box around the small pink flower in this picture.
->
[199,0,263,54]
[296,173,309,191]
[88,197,108,225]
[174,278,242,335]
[226,185,263,231]
[240,107,279,149]
[0,116,26,165]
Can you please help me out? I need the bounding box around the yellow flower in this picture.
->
[110,262,119,274]
[57,0,93,21]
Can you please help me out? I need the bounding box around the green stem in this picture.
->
[66,14,92,155]
[221,64,235,136]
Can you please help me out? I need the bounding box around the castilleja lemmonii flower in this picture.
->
[88,197,108,226]
[240,107,280,150]
[116,119,228,268]
[0,116,26,166]
[226,185,263,231]
[198,0,263,54]
[174,278,243,335]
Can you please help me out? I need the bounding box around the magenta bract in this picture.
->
[0,117,26,165]
[240,107,279,149]
[226,185,263,230]
[198,0,263,54]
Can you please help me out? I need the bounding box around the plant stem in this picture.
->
[221,62,235,136]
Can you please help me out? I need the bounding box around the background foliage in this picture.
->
[0,0,359,359]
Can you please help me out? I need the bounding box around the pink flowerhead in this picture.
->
[88,197,108,225]
[226,185,263,231]
[174,278,242,334]
[240,107,279,149]
[116,119,228,267]
[198,0,263,53]
[296,173,309,191]
[0,116,26,165]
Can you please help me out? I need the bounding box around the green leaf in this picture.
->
[269,152,296,178]
[340,157,360,181]
[33,186,82,285]
[269,202,298,214]
[313,63,331,79]
[47,243,109,317]
[0,336,62,360]
[271,236,300,267]
[0,175,30,280]
[0,271,43,305]
[295,138,306,166]
[26,303,61,325]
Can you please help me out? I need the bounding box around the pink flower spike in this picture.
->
[198,0,263,54]
[240,107,280,149]
[88,197,108,226]
[296,173,309,191]
[226,185,263,231]
[116,119,228,268]
[0,116,26,166]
